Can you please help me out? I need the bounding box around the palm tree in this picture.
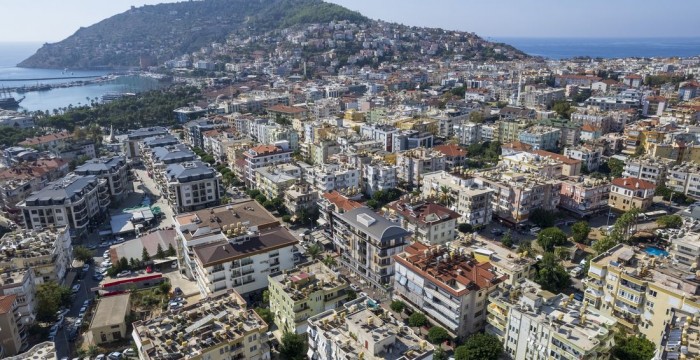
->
[306,244,323,260]
[439,186,452,207]
[322,255,337,268]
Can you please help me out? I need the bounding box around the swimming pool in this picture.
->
[643,246,669,257]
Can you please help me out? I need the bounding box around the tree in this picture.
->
[571,221,591,243]
[322,255,337,268]
[657,215,683,229]
[167,243,177,257]
[517,240,532,254]
[255,307,273,325]
[529,208,556,228]
[537,227,567,252]
[282,214,292,223]
[501,230,513,248]
[306,243,323,260]
[156,243,166,259]
[592,235,618,254]
[73,246,94,263]
[433,347,448,360]
[247,189,261,199]
[346,289,357,301]
[36,282,72,321]
[255,194,267,204]
[608,158,624,178]
[142,247,151,262]
[535,253,571,292]
[612,333,655,360]
[279,332,307,360]
[554,247,570,261]
[390,300,406,313]
[158,281,172,295]
[262,290,270,304]
[552,100,574,119]
[428,326,450,344]
[614,208,640,242]
[119,257,129,271]
[455,333,503,360]
[366,199,379,209]
[458,223,473,234]
[408,312,428,327]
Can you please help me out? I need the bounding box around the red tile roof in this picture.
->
[433,144,466,157]
[502,141,533,151]
[387,201,460,226]
[530,150,581,166]
[267,104,306,114]
[611,177,655,191]
[322,191,362,212]
[0,294,16,314]
[18,131,73,146]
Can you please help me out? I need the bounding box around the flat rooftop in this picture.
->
[270,261,347,302]
[456,237,535,274]
[91,293,130,329]
[175,200,279,242]
[193,226,298,266]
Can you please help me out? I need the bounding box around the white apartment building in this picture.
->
[386,200,460,245]
[487,280,616,360]
[481,123,497,141]
[453,121,482,145]
[622,157,670,185]
[0,226,72,284]
[0,269,37,329]
[74,156,130,201]
[421,171,493,226]
[243,144,292,187]
[164,161,224,214]
[19,174,110,238]
[313,163,360,193]
[360,124,399,152]
[559,177,611,218]
[364,162,399,196]
[396,148,446,187]
[666,163,700,198]
[124,127,170,159]
[393,243,503,339]
[564,145,605,172]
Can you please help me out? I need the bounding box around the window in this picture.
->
[649,290,657,297]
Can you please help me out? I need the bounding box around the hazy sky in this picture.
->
[2,0,699,43]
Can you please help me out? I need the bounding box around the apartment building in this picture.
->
[559,177,611,218]
[0,269,36,332]
[225,91,291,114]
[360,124,399,152]
[654,309,700,360]
[243,144,292,187]
[313,163,360,193]
[475,170,561,226]
[333,207,410,291]
[0,226,72,284]
[499,151,573,178]
[132,290,270,360]
[385,199,459,245]
[571,113,612,134]
[668,232,700,268]
[453,122,481,145]
[609,177,655,212]
[164,161,223,214]
[666,163,700,198]
[518,126,561,151]
[462,238,536,286]
[283,182,319,215]
[584,244,700,344]
[622,157,670,185]
[124,127,170,159]
[316,191,363,238]
[538,118,581,148]
[268,261,349,334]
[74,156,130,201]
[433,144,467,170]
[0,295,26,357]
[307,297,434,360]
[421,170,493,226]
[183,118,227,149]
[487,280,616,360]
[18,131,73,152]
[253,164,301,200]
[521,88,565,108]
[564,145,604,171]
[19,174,110,237]
[497,120,529,143]
[364,162,399,196]
[392,130,434,153]
[394,243,503,339]
[396,148,446,187]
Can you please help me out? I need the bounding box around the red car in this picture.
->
[146,266,153,273]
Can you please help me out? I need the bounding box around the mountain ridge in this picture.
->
[18,0,526,69]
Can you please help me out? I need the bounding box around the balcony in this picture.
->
[487,303,507,321]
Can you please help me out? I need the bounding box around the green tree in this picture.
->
[156,243,166,259]
[455,333,503,360]
[158,281,172,295]
[571,221,591,243]
[279,332,307,360]
[537,227,567,252]
[262,290,270,304]
[36,282,72,321]
[614,208,640,242]
[142,247,151,262]
[73,246,94,263]
[282,214,292,223]
[554,246,570,261]
[306,243,323,260]
[322,255,337,268]
[608,158,624,178]
[390,300,406,313]
[535,253,571,292]
[87,345,99,357]
[346,289,357,301]
[366,199,379,209]
[408,312,428,327]
[501,230,513,248]
[529,208,556,228]
[657,214,683,229]
[255,307,273,325]
[247,189,261,199]
[255,194,268,204]
[592,235,618,255]
[612,333,655,360]
[119,256,130,271]
[552,100,574,119]
[167,243,177,257]
[433,347,448,360]
[517,240,532,254]
[427,326,451,344]
[458,223,473,233]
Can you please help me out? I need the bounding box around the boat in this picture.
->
[0,88,23,110]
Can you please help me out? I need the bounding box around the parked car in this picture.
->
[146,266,153,274]
[569,266,584,278]
[174,287,183,296]
[68,327,78,342]
[122,348,136,357]
[95,355,106,360]
[529,227,541,236]
[350,284,360,292]
[82,264,90,272]
[117,270,131,278]
[108,352,123,360]
[92,274,104,281]
[71,284,81,293]
[56,314,65,329]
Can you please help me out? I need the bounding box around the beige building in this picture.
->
[608,177,655,212]
[283,182,319,215]
[268,261,349,334]
[559,176,611,218]
[132,290,270,360]
[393,242,504,339]
[487,279,616,360]
[463,237,537,286]
[0,295,25,357]
[584,244,700,345]
[307,297,434,360]
[0,226,72,284]
[89,293,131,345]
[385,199,460,245]
[421,171,493,226]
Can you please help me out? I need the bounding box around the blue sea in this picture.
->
[0,42,166,112]
[495,37,700,59]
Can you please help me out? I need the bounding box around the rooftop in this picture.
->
[394,242,502,297]
[90,293,130,329]
[657,309,700,360]
[175,200,279,242]
[338,207,410,241]
[18,130,73,146]
[320,191,363,212]
[74,156,127,175]
[22,174,103,206]
[457,237,536,274]
[611,177,655,191]
[386,200,460,227]
[133,290,267,359]
[0,226,68,265]
[165,161,218,183]
[0,294,16,314]
[270,261,347,302]
[127,127,169,140]
[193,226,298,267]
[308,297,434,360]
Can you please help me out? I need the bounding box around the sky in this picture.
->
[1,0,699,43]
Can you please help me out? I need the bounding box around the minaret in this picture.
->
[516,70,523,107]
[108,124,115,143]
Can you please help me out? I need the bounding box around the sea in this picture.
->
[0,42,167,112]
[495,37,700,60]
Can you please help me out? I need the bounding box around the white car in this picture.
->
[122,349,136,357]
[71,284,81,293]
[117,270,131,278]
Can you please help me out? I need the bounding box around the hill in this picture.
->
[18,0,526,69]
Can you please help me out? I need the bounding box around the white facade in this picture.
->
[313,163,360,192]
[364,163,399,195]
